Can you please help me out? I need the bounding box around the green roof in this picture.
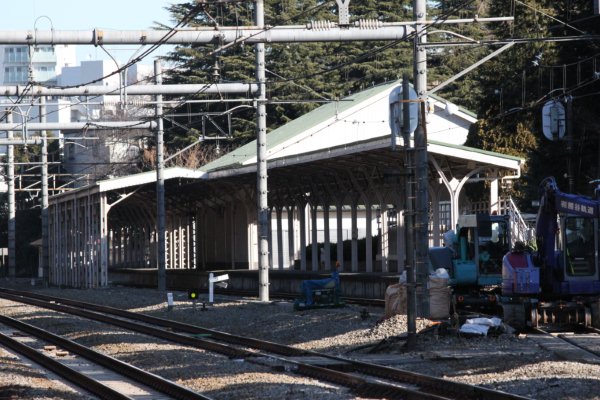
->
[203,80,401,172]
[202,81,482,173]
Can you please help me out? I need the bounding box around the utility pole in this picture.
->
[256,0,270,302]
[40,96,49,282]
[566,96,574,192]
[6,111,15,278]
[413,0,430,318]
[402,74,417,348]
[155,60,166,291]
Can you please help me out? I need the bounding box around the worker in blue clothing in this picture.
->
[300,261,341,306]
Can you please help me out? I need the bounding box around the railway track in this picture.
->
[0,314,212,400]
[0,287,529,400]
[216,288,386,307]
[530,327,600,363]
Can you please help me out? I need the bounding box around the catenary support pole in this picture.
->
[256,0,270,302]
[6,111,15,278]
[40,97,49,282]
[402,74,417,349]
[413,0,430,319]
[155,60,166,291]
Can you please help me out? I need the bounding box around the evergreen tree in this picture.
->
[161,1,420,151]
[467,0,600,208]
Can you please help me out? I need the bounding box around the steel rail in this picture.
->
[0,290,450,400]
[0,325,134,400]
[0,288,531,400]
[533,327,600,359]
[0,314,212,400]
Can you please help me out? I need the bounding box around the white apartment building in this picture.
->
[0,44,76,156]
[58,60,153,186]
[0,44,76,85]
[0,45,154,189]
[60,60,152,120]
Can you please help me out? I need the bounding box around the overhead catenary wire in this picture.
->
[33,3,206,91]
[4,0,490,135]
[0,3,216,133]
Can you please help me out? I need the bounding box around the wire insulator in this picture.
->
[306,20,333,31]
[355,19,382,29]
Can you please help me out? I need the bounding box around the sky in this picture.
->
[3,0,187,65]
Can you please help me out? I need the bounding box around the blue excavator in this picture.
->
[429,213,512,311]
[430,176,600,329]
[502,176,600,328]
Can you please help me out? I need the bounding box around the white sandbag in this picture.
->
[384,283,407,318]
[429,286,451,319]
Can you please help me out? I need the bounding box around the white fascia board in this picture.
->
[454,109,477,124]
[427,142,523,170]
[207,138,391,180]
[50,186,100,204]
[429,99,477,124]
[97,167,205,192]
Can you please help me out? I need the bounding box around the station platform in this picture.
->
[108,268,401,300]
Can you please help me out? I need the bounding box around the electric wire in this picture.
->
[0,3,210,133]
[9,0,581,175]
[33,3,206,90]
[7,0,478,134]
[514,0,586,35]
[260,0,480,84]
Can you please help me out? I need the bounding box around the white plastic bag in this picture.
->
[466,317,502,327]
[459,323,490,336]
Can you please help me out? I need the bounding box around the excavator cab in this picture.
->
[559,215,599,292]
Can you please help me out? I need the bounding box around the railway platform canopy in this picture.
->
[47,80,524,288]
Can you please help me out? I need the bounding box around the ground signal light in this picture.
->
[188,289,200,300]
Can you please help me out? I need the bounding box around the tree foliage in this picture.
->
[466,0,600,209]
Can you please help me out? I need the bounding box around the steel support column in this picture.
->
[276,206,284,270]
[287,205,295,269]
[323,204,331,270]
[298,202,307,271]
[350,198,359,272]
[336,203,344,267]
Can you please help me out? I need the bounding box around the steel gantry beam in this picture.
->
[0,121,156,132]
[0,84,258,97]
[0,16,512,46]
[0,26,415,45]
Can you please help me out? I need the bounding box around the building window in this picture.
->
[34,65,54,82]
[4,46,28,63]
[34,46,54,54]
[4,66,28,83]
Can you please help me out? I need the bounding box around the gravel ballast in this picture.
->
[0,279,599,400]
